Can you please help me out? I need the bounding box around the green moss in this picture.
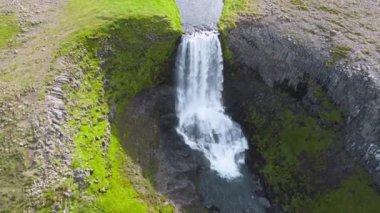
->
[64,38,174,211]
[290,0,302,5]
[312,168,380,213]
[56,12,180,212]
[219,0,257,68]
[248,105,336,211]
[65,47,145,212]
[326,44,352,65]
[218,0,255,34]
[313,87,343,124]
[35,0,182,212]
[246,82,380,212]
[319,6,339,15]
[0,0,180,211]
[328,19,345,28]
[102,18,180,110]
[0,14,19,49]
[290,0,309,11]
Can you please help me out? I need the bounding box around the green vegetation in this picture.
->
[311,168,380,213]
[332,45,351,61]
[328,18,345,28]
[290,0,309,11]
[319,5,339,15]
[61,0,181,41]
[219,0,257,67]
[31,0,182,212]
[66,68,160,212]
[246,82,380,212]
[313,87,343,124]
[101,18,180,109]
[219,0,257,33]
[325,44,352,65]
[58,16,179,210]
[0,14,19,49]
[1,0,181,211]
[247,105,338,212]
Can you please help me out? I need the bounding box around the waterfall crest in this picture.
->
[175,31,248,179]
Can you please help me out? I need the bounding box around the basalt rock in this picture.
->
[120,85,206,211]
[226,22,380,185]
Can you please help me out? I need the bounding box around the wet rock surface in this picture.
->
[121,86,205,210]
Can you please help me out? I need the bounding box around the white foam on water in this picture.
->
[175,31,248,179]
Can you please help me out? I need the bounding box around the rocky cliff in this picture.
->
[228,23,380,184]
[221,0,380,211]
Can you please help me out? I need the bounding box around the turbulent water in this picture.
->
[175,31,248,179]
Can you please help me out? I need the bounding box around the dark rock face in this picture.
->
[226,22,380,184]
[157,112,205,209]
[223,63,355,210]
[119,85,206,211]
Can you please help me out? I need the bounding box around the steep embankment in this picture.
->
[220,0,380,212]
[0,0,181,212]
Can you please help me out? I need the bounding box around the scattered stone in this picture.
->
[63,190,73,198]
[257,197,271,208]
[99,187,107,193]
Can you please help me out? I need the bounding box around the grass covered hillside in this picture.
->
[0,14,19,49]
[63,0,181,40]
[0,0,181,212]
[40,0,182,212]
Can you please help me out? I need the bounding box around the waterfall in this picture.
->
[175,31,248,179]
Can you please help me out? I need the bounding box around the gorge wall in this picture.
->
[2,0,380,212]
[220,0,380,211]
[227,22,380,184]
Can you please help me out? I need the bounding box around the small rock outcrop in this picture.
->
[28,69,73,209]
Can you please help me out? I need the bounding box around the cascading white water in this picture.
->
[175,31,248,179]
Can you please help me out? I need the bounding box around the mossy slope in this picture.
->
[0,14,19,49]
[37,0,181,212]
[219,0,255,33]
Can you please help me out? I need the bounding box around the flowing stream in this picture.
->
[175,31,248,179]
[173,1,269,212]
[174,30,268,212]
